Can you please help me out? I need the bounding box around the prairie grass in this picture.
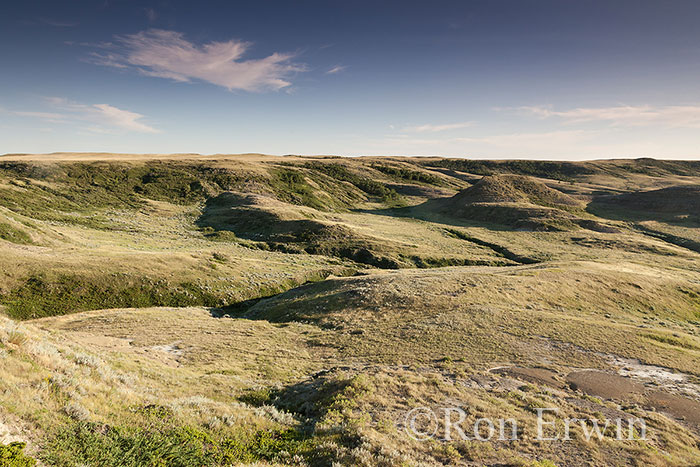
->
[1,155,700,465]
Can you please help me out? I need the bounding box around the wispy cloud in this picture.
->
[364,130,596,159]
[364,128,684,158]
[402,121,474,133]
[387,129,589,147]
[89,29,305,92]
[458,130,591,149]
[8,98,159,133]
[11,110,67,123]
[326,65,346,74]
[90,103,159,133]
[514,104,700,128]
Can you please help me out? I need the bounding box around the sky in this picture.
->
[2,0,700,159]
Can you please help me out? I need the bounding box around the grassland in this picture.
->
[1,153,700,466]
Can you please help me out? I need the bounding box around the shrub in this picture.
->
[42,422,314,466]
[371,164,445,186]
[0,442,36,467]
[271,169,328,210]
[238,387,276,407]
[63,402,90,421]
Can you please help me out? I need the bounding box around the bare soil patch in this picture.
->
[566,370,644,399]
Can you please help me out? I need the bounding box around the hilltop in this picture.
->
[436,174,616,232]
[446,174,581,207]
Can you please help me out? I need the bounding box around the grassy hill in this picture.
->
[1,153,700,466]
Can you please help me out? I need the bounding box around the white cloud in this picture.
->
[90,29,305,92]
[91,104,159,133]
[8,98,159,133]
[402,121,474,133]
[326,65,346,74]
[515,104,700,128]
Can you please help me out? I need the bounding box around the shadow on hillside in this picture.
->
[196,193,517,269]
[210,278,350,322]
[587,199,700,226]
[209,296,267,318]
[353,198,520,233]
[586,192,700,254]
[586,185,700,223]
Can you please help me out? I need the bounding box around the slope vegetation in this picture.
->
[440,174,614,231]
[2,154,700,466]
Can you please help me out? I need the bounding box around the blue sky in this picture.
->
[2,0,700,159]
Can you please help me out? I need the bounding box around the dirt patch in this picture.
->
[647,391,700,426]
[63,331,134,352]
[608,355,700,400]
[0,415,28,446]
[567,369,700,431]
[0,421,21,444]
[566,370,644,399]
[152,342,185,357]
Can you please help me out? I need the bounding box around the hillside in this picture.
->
[446,174,581,207]
[591,185,700,219]
[1,154,700,466]
[436,174,616,232]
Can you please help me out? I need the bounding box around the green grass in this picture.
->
[0,223,32,245]
[303,162,403,204]
[42,422,315,467]
[270,168,332,210]
[236,387,277,407]
[402,254,509,267]
[642,332,700,350]
[370,164,446,186]
[0,161,353,225]
[1,273,223,320]
[421,159,595,181]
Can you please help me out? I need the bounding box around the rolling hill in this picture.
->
[1,153,699,466]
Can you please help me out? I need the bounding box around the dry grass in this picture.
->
[245,261,700,373]
[1,155,700,465]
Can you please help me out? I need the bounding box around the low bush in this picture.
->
[42,422,313,466]
[0,442,36,467]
